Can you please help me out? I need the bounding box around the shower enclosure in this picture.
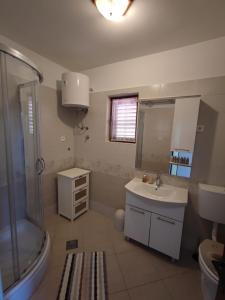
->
[0,44,49,299]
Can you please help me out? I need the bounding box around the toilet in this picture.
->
[198,183,225,300]
[199,239,223,300]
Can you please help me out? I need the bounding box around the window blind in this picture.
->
[110,96,137,142]
[28,96,34,135]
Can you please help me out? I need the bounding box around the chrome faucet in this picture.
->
[155,173,161,189]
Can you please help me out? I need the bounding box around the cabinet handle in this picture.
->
[157,216,175,225]
[35,157,45,175]
[130,207,145,215]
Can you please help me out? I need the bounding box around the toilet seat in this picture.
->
[199,239,224,284]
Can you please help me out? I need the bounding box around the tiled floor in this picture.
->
[31,210,203,300]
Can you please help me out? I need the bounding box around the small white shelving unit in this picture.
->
[57,168,90,220]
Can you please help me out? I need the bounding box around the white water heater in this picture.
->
[62,72,90,108]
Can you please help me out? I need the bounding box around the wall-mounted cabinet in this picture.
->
[170,97,200,153]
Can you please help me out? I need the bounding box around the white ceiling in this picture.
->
[0,0,225,71]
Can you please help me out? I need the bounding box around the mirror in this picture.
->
[136,97,201,178]
[136,100,175,173]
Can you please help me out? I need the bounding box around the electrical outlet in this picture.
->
[60,136,66,142]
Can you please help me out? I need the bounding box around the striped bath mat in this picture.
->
[57,252,108,300]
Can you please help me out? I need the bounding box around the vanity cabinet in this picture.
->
[170,97,200,153]
[124,191,186,260]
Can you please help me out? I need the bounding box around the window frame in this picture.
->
[109,94,138,144]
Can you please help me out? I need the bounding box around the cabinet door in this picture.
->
[124,205,151,246]
[171,97,200,153]
[149,213,183,259]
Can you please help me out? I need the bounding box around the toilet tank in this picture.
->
[198,183,225,224]
[62,72,90,108]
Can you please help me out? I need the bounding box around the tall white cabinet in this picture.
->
[57,168,90,220]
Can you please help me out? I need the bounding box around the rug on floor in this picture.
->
[57,251,108,300]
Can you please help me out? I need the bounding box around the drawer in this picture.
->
[73,186,88,204]
[149,213,183,259]
[73,174,89,191]
[74,198,88,218]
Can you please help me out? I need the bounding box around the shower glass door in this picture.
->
[18,81,45,276]
[19,82,43,226]
[0,52,45,290]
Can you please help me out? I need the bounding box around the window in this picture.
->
[109,95,138,143]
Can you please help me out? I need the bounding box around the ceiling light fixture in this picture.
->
[92,0,133,21]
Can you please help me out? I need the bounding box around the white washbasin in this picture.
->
[125,177,188,204]
[134,184,174,198]
[198,183,225,224]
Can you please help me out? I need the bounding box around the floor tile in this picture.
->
[43,214,59,240]
[54,220,83,240]
[31,210,203,300]
[147,248,198,279]
[111,231,141,254]
[83,240,115,255]
[116,248,162,288]
[129,280,172,300]
[83,220,115,255]
[109,290,130,300]
[163,270,204,300]
[106,254,127,294]
[31,263,63,300]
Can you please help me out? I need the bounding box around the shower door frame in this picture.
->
[0,51,21,284]
[0,49,45,291]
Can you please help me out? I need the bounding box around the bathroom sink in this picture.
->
[125,177,188,204]
[134,184,174,198]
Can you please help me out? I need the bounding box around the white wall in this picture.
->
[3,33,225,92]
[84,36,225,92]
[0,34,69,89]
